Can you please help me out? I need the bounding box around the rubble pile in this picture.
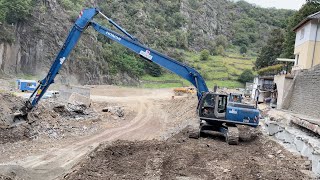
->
[0,93,24,128]
[102,106,125,118]
[0,92,101,142]
[26,98,100,139]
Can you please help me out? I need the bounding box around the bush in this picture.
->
[216,45,225,56]
[240,46,247,54]
[238,69,254,83]
[200,49,210,61]
[0,0,33,23]
[257,64,284,76]
[59,0,74,10]
[144,62,162,77]
[216,35,228,49]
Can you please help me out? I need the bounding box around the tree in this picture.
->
[144,61,162,77]
[238,69,254,83]
[240,46,247,54]
[216,45,225,56]
[216,35,228,49]
[255,29,285,69]
[200,49,210,61]
[1,0,33,23]
[282,1,320,58]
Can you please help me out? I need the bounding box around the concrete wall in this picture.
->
[295,21,312,47]
[294,42,320,69]
[274,75,294,109]
[294,20,320,69]
[288,65,320,118]
[295,20,320,47]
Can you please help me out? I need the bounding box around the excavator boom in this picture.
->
[14,8,259,145]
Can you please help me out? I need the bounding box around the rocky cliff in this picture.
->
[0,0,293,85]
[0,0,138,85]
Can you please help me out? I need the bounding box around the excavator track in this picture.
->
[226,127,239,145]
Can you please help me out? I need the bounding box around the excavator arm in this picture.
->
[15,7,259,145]
[20,8,208,114]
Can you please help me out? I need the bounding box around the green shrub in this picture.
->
[200,49,210,61]
[240,46,247,54]
[0,0,32,23]
[238,69,254,83]
[59,0,74,10]
[257,64,284,76]
[216,45,225,56]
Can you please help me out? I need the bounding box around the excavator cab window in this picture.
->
[200,93,216,118]
[218,95,227,113]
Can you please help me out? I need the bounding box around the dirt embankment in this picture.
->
[0,92,128,144]
[65,129,309,180]
[0,87,315,180]
[0,93,29,144]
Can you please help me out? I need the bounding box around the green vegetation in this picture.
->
[255,29,285,70]
[257,64,284,76]
[282,1,320,58]
[0,0,33,23]
[200,50,210,61]
[240,46,247,54]
[140,51,255,88]
[0,0,298,88]
[93,0,294,54]
[230,1,294,52]
[185,51,255,81]
[141,73,243,89]
[255,0,320,75]
[238,69,254,83]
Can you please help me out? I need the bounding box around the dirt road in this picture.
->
[0,86,314,179]
[0,86,192,179]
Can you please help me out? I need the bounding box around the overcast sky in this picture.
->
[243,0,306,10]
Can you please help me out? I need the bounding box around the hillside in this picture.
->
[0,0,294,87]
[141,51,254,89]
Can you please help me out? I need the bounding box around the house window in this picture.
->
[296,54,299,65]
[300,28,305,40]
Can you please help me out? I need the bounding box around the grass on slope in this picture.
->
[141,74,243,89]
[141,51,255,89]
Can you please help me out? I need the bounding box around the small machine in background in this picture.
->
[16,79,37,92]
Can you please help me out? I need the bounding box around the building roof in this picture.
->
[293,11,320,32]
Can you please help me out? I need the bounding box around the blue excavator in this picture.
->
[14,8,259,145]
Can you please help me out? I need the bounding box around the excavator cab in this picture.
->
[195,92,241,144]
[198,92,228,120]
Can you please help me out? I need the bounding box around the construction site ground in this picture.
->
[0,85,315,180]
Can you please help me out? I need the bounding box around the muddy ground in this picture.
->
[0,86,315,180]
[65,129,309,180]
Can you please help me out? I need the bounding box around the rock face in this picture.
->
[0,0,138,86]
[0,0,291,85]
[180,0,231,50]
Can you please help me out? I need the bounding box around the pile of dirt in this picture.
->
[159,96,199,139]
[0,93,30,144]
[25,101,100,140]
[65,129,310,180]
[0,92,102,143]
[0,93,25,128]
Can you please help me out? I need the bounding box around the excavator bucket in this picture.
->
[7,111,27,127]
[1,106,28,128]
